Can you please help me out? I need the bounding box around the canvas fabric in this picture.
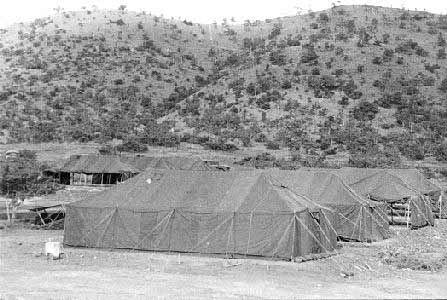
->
[334,168,435,227]
[64,170,336,259]
[60,155,138,174]
[267,169,389,242]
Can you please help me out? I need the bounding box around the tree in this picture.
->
[352,101,378,121]
[437,48,446,59]
[118,5,127,11]
[0,151,62,223]
[439,78,447,93]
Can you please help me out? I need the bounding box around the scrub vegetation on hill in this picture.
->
[0,5,446,165]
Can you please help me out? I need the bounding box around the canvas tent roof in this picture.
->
[332,168,435,228]
[120,155,155,172]
[268,169,374,206]
[64,170,337,259]
[335,168,440,196]
[63,155,220,173]
[60,155,139,174]
[143,156,215,171]
[70,170,323,213]
[343,170,419,202]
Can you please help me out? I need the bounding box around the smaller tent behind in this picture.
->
[268,169,389,242]
[64,170,337,260]
[146,156,215,170]
[389,169,443,218]
[336,168,434,228]
[59,155,139,185]
[122,156,222,171]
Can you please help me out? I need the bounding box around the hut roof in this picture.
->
[60,155,138,174]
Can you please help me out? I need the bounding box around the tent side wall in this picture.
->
[64,207,336,259]
[410,197,435,228]
[323,204,389,242]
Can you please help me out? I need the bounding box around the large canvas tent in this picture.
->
[64,170,337,259]
[268,169,389,242]
[335,168,435,228]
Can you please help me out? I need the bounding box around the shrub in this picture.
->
[401,142,425,160]
[434,142,447,161]
[281,80,292,89]
[99,144,114,155]
[115,139,148,153]
[438,33,446,47]
[349,149,401,168]
[437,48,446,59]
[440,78,447,93]
[205,140,239,151]
[268,23,282,39]
[235,152,278,169]
[352,101,378,121]
[194,75,208,87]
[307,75,339,98]
[266,140,280,150]
[338,96,349,106]
[357,65,364,73]
[372,56,382,65]
[318,12,329,23]
[300,46,318,64]
[395,39,419,54]
[415,45,429,57]
[286,35,301,46]
[335,32,349,42]
[269,50,287,66]
[425,63,440,73]
[382,49,394,62]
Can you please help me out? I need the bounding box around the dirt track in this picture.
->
[1,227,447,299]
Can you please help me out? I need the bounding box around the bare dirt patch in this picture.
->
[1,222,447,299]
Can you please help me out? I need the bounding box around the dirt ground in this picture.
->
[1,222,447,299]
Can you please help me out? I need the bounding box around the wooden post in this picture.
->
[5,198,10,224]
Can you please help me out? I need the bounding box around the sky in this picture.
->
[0,0,446,28]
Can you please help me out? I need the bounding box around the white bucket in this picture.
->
[45,241,63,259]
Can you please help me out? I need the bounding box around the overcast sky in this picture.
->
[1,0,446,28]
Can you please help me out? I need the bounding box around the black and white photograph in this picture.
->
[0,0,446,298]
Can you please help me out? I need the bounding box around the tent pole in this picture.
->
[246,212,253,257]
[440,191,443,220]
[291,214,297,260]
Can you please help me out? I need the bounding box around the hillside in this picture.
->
[0,5,446,166]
